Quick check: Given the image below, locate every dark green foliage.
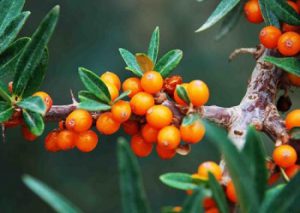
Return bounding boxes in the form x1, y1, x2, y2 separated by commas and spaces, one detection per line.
119, 48, 144, 77
175, 85, 190, 105
22, 110, 44, 136
0, 101, 13, 122
264, 56, 300, 77
182, 114, 200, 127
147, 27, 160, 64
155, 50, 183, 78
159, 173, 202, 191
259, 0, 280, 27
16, 96, 46, 115
78, 101, 111, 111
182, 188, 205, 213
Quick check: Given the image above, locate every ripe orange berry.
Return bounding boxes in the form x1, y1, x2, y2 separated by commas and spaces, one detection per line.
100, 71, 121, 90
285, 109, 300, 129
287, 73, 300, 86
141, 71, 163, 94
58, 120, 65, 130
243, 0, 263, 24
187, 80, 209, 107
273, 145, 297, 168
105, 82, 119, 101
56, 130, 77, 151
277, 32, 300, 56
45, 131, 60, 152
198, 161, 222, 181
8, 81, 13, 94
157, 125, 181, 150
22, 126, 37, 141
259, 26, 282, 48
111, 100, 131, 123
282, 23, 300, 33
180, 120, 205, 144
33, 91, 53, 112
226, 180, 237, 203
96, 112, 120, 135
288, 1, 299, 13
285, 164, 300, 179
205, 207, 219, 213
172, 206, 182, 213
76, 130, 98, 152
66, 109, 93, 133
268, 172, 280, 185
156, 145, 176, 159
122, 120, 139, 135
130, 92, 155, 115
122, 77, 143, 98
174, 83, 189, 106
203, 197, 216, 209
141, 124, 159, 143
146, 105, 173, 129
130, 134, 153, 157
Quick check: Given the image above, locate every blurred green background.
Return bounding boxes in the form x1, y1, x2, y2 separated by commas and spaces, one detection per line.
1, 0, 299, 212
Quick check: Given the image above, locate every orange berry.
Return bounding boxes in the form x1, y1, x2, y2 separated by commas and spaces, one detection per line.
22, 126, 37, 141
111, 100, 131, 123
105, 82, 119, 101
45, 131, 60, 152
66, 109, 93, 133
58, 120, 65, 130
130, 134, 153, 157
100, 71, 121, 90
259, 26, 282, 49
96, 112, 120, 135
205, 207, 219, 213
156, 144, 176, 160
288, 1, 299, 13
180, 120, 205, 144
33, 91, 53, 112
146, 105, 173, 129
285, 109, 300, 129
157, 125, 181, 150
130, 92, 155, 115
198, 161, 222, 181
141, 71, 163, 94
8, 81, 13, 94
277, 32, 300, 56
203, 197, 216, 209
268, 172, 280, 185
273, 145, 297, 168
174, 83, 189, 106
186, 189, 193, 195
122, 77, 143, 98
56, 130, 77, 150
172, 206, 182, 213
76, 130, 98, 152
122, 120, 139, 135
285, 164, 300, 179
282, 23, 300, 33
287, 73, 300, 86
141, 124, 159, 143
187, 80, 209, 107
226, 180, 237, 203
243, 0, 263, 24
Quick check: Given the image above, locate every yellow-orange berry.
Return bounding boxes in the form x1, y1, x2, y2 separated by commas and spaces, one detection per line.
180, 120, 205, 144
287, 73, 300, 86
285, 109, 300, 129
146, 105, 173, 129
111, 100, 131, 123
76, 130, 98, 152
105, 82, 119, 101
131, 134, 153, 157
45, 131, 60, 152
122, 77, 143, 98
226, 180, 237, 203
259, 26, 282, 49
285, 164, 300, 179
122, 120, 139, 135
277, 32, 300, 56
130, 92, 155, 115
187, 80, 209, 107
273, 145, 297, 168
156, 145, 176, 159
198, 161, 222, 181
141, 123, 159, 143
141, 71, 163, 94
157, 125, 181, 150
22, 126, 37, 141
56, 130, 77, 151
33, 91, 53, 112
243, 0, 263, 24
174, 83, 189, 106
66, 109, 93, 133
100, 71, 121, 90
96, 112, 120, 135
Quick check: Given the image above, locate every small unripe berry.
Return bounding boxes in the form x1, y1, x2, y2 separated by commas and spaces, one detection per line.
66, 109, 93, 133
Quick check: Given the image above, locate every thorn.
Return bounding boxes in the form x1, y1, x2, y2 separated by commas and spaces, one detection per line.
70, 90, 78, 105
2, 124, 6, 144
275, 139, 282, 147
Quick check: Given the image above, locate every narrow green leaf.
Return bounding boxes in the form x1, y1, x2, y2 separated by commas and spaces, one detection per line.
78, 90, 100, 102
78, 67, 111, 104
17, 96, 46, 115
113, 91, 130, 103
22, 110, 44, 136
0, 0, 25, 33
78, 100, 111, 111
175, 85, 190, 105
208, 173, 230, 213
264, 56, 300, 77
196, 0, 240, 32
0, 101, 13, 122
268, 0, 300, 25
117, 137, 151, 213
0, 84, 11, 103
159, 173, 200, 191
155, 50, 183, 78
289, 127, 300, 140
22, 174, 83, 213
13, 6, 59, 97
182, 114, 199, 127
259, 0, 280, 27
147, 27, 160, 64
260, 184, 285, 212
119, 48, 143, 77
182, 188, 205, 213
0, 11, 30, 54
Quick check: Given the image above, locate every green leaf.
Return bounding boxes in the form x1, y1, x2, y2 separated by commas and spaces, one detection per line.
159, 173, 200, 191
259, 0, 280, 27
155, 50, 183, 78
204, 121, 260, 212
215, 2, 243, 40
208, 173, 230, 213
0, 37, 30, 79
182, 188, 205, 213
22, 174, 82, 213
113, 91, 130, 103
0, 11, 30, 54
17, 96, 46, 115
182, 114, 199, 127
0, 101, 13, 122
78, 67, 111, 104
0, 84, 11, 103
268, 0, 300, 26
22, 110, 44, 136
13, 6, 59, 97
78, 90, 99, 102
289, 127, 300, 140
78, 100, 111, 111
147, 27, 160, 64
264, 56, 300, 77
175, 85, 190, 105
119, 48, 143, 77
196, 0, 240, 32
260, 184, 285, 212
242, 127, 267, 202
117, 137, 151, 213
